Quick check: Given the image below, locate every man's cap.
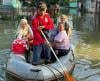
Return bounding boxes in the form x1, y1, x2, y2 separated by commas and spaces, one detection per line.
37, 2, 47, 9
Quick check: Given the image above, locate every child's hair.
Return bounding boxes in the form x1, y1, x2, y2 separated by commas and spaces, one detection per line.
60, 14, 67, 19
58, 22, 69, 34
58, 22, 64, 27
19, 18, 28, 26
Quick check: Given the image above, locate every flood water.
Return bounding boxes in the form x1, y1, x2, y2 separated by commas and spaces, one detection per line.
0, 12, 100, 81
72, 12, 100, 81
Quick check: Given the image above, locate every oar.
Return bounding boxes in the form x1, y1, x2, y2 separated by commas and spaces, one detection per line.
41, 30, 75, 81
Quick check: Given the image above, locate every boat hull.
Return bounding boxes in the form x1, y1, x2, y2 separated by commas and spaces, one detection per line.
6, 49, 75, 81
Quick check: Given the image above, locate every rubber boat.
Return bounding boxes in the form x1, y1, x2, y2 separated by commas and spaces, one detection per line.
6, 48, 75, 81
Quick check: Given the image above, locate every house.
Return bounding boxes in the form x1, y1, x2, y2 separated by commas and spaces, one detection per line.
86, 0, 96, 12
0, 0, 22, 19
82, 0, 100, 13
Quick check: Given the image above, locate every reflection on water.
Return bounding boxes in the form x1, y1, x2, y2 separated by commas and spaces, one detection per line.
72, 13, 100, 81
74, 13, 100, 32
73, 13, 100, 61
75, 32, 100, 61
73, 59, 100, 81
0, 12, 100, 81
0, 20, 18, 50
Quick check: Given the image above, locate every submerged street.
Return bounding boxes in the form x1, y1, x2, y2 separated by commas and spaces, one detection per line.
0, 11, 100, 81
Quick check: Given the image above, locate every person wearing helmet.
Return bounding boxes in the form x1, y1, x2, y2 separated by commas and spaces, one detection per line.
11, 38, 28, 60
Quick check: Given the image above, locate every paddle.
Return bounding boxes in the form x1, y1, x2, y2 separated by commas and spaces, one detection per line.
40, 30, 75, 81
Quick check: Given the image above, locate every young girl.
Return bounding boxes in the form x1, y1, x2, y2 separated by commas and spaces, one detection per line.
16, 18, 33, 40
59, 14, 72, 39
16, 18, 33, 62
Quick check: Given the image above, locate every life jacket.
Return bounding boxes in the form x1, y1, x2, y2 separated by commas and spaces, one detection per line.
11, 39, 27, 55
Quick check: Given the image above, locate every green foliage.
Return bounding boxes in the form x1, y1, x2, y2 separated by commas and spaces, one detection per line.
31, 0, 59, 7
44, 0, 59, 4
22, 0, 79, 7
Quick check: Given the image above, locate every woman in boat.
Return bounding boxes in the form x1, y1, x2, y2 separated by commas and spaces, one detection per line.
50, 14, 72, 42
59, 14, 72, 39
16, 18, 33, 62
51, 22, 70, 61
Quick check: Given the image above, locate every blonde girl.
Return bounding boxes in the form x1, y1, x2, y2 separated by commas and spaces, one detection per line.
59, 14, 72, 39
16, 18, 33, 40
16, 18, 33, 62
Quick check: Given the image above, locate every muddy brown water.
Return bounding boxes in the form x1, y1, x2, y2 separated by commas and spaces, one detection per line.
0, 12, 100, 81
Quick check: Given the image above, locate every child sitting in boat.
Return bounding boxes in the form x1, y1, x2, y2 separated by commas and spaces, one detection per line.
51, 22, 70, 61
16, 18, 33, 41
16, 18, 33, 62
59, 14, 72, 39
11, 38, 28, 60
50, 14, 72, 42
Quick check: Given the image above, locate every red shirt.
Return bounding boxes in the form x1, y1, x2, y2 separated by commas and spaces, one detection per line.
32, 13, 54, 45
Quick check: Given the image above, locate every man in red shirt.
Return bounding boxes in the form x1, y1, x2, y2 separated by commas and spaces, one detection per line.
32, 2, 54, 65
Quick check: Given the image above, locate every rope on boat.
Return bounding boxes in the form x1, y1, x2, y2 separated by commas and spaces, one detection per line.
30, 69, 41, 81
42, 64, 63, 81
34, 71, 40, 81
46, 64, 63, 76
42, 64, 60, 81
71, 49, 75, 61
